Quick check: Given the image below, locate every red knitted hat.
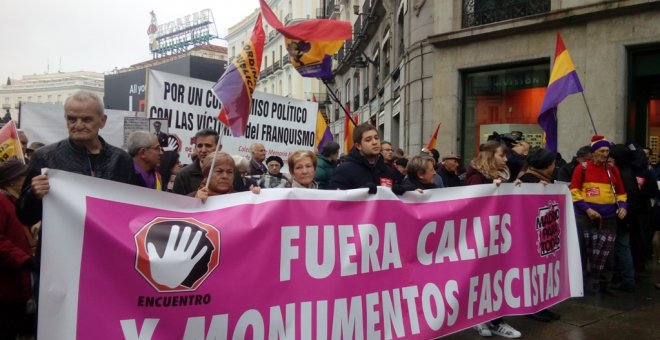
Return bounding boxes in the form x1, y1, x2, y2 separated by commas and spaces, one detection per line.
590, 135, 610, 152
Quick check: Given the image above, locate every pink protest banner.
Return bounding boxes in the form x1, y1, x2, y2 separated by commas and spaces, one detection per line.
40, 170, 582, 340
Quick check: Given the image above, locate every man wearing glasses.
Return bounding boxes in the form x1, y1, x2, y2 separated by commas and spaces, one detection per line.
126, 131, 163, 190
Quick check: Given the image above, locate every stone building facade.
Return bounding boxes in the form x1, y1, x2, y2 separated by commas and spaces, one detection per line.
329, 0, 660, 160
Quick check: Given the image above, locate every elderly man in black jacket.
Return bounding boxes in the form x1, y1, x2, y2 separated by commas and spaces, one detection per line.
17, 91, 133, 226
16, 91, 133, 307
329, 123, 401, 191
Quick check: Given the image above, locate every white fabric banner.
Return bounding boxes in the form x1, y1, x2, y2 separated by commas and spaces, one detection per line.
19, 102, 133, 148
146, 69, 318, 168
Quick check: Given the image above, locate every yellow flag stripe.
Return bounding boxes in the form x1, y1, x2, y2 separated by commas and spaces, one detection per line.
548, 50, 577, 85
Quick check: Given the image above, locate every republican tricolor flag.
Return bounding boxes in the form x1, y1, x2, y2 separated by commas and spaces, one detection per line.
213, 14, 265, 137
259, 0, 351, 80
538, 33, 584, 152
0, 120, 25, 163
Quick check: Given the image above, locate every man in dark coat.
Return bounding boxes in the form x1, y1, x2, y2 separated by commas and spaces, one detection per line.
172, 128, 219, 195
17, 91, 133, 226
329, 123, 401, 190
555, 145, 592, 182
248, 142, 267, 177
438, 154, 462, 187
16, 91, 133, 307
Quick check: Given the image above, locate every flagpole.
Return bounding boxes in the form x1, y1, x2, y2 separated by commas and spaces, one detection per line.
323, 81, 357, 126
580, 92, 598, 135
204, 126, 226, 190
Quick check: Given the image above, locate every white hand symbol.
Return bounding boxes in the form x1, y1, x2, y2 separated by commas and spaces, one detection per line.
147, 225, 208, 288
164, 135, 179, 152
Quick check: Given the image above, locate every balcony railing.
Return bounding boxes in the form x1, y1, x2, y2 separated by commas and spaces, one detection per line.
282, 55, 291, 65
273, 60, 282, 71
262, 65, 273, 77
363, 0, 371, 16
353, 15, 363, 41
462, 0, 550, 28
326, 0, 337, 18
284, 13, 292, 24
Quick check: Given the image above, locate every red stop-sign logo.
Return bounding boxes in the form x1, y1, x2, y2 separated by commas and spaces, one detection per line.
134, 217, 220, 292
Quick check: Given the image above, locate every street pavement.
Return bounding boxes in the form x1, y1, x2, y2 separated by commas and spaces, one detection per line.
442, 262, 660, 339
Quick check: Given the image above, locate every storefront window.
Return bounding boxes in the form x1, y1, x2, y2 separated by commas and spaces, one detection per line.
461, 62, 549, 161
628, 46, 660, 164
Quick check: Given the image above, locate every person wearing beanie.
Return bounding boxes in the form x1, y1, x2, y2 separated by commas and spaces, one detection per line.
518, 147, 562, 322
394, 157, 408, 176
0, 159, 36, 339
570, 135, 627, 296
258, 155, 290, 188
519, 147, 556, 184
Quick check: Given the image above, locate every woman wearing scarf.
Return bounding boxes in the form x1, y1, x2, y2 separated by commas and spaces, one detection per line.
194, 152, 259, 202
518, 147, 562, 322
288, 150, 318, 189
465, 141, 521, 338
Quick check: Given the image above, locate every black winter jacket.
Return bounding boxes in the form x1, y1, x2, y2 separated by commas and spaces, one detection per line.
17, 137, 133, 225
328, 148, 401, 190
173, 161, 203, 196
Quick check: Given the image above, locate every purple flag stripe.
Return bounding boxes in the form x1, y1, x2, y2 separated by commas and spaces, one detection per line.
539, 71, 583, 113
212, 67, 252, 136
318, 127, 333, 151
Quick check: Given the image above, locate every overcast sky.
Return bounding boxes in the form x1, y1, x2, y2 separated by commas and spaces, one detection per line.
0, 0, 260, 81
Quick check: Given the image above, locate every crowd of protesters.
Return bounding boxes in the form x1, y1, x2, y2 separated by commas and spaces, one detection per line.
2, 91, 660, 339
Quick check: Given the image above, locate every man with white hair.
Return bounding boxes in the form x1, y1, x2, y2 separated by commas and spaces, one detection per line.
248, 142, 267, 177
17, 90, 133, 226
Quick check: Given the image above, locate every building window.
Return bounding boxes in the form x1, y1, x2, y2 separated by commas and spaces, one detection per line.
353, 72, 360, 111
462, 0, 550, 28
371, 47, 380, 94
288, 73, 292, 97
383, 38, 391, 77
461, 62, 549, 161
345, 79, 351, 113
